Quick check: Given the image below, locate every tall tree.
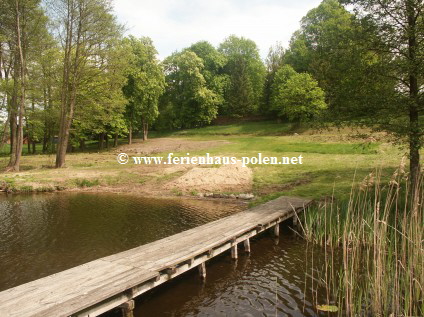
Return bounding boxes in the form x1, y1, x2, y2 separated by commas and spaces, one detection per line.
25, 27, 60, 154
285, 0, 369, 112
0, 0, 46, 171
122, 36, 165, 143
162, 51, 219, 128
219, 35, 266, 116
262, 42, 285, 114
185, 41, 228, 113
340, 0, 424, 185
36, 43, 61, 153
271, 65, 327, 122
50, 0, 123, 167
72, 38, 129, 150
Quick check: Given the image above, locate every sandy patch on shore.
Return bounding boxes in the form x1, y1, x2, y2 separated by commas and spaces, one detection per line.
165, 161, 252, 192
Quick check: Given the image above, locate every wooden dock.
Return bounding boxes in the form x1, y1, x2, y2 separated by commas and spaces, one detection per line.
0, 196, 311, 317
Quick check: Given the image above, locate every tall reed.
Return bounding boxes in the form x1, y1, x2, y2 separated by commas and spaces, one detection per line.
302, 163, 423, 316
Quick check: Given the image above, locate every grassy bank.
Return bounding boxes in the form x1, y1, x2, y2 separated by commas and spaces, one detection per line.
164, 122, 405, 201
0, 121, 409, 200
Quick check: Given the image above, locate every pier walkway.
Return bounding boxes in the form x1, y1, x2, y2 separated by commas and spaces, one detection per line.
0, 196, 311, 317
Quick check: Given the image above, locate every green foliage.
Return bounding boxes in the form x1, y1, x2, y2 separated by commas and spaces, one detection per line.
73, 37, 130, 143
272, 64, 297, 95
219, 35, 266, 116
122, 36, 165, 135
262, 43, 286, 114
26, 41, 61, 152
277, 73, 326, 121
285, 0, 375, 115
285, 0, 424, 181
339, 0, 424, 173
271, 65, 326, 121
185, 41, 228, 110
162, 51, 219, 128
283, 0, 424, 182
284, 31, 310, 73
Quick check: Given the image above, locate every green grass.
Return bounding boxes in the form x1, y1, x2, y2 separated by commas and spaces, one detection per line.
160, 131, 402, 201
272, 142, 378, 154
0, 121, 411, 200
73, 178, 100, 188
154, 121, 296, 137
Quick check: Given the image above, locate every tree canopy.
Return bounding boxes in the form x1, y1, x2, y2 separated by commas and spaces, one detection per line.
162, 51, 219, 128
123, 36, 165, 142
0, 0, 422, 183
219, 35, 266, 116
271, 65, 326, 121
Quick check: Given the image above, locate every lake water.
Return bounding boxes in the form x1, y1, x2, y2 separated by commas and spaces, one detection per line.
0, 193, 331, 316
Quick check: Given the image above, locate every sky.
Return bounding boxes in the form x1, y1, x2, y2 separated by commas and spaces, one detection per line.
112, 0, 322, 60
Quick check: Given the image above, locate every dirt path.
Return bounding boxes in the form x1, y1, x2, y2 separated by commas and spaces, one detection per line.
115, 138, 230, 155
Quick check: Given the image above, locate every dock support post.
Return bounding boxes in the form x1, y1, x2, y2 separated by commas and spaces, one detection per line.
243, 238, 251, 253
198, 262, 206, 279
231, 243, 238, 260
273, 223, 280, 237
119, 300, 135, 317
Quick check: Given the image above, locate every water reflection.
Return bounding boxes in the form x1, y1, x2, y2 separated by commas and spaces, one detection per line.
0, 193, 334, 316
129, 228, 333, 317
0, 193, 243, 291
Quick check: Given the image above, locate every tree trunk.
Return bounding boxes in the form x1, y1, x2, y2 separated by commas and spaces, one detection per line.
406, 0, 421, 189
114, 133, 118, 147
28, 100, 35, 154
99, 133, 104, 150
46, 86, 53, 153
128, 124, 132, 145
55, 110, 73, 168
9, 108, 16, 155
6, 0, 25, 172
408, 95, 420, 187
14, 0, 25, 171
7, 57, 18, 163
55, 1, 80, 168
79, 139, 85, 151
0, 111, 10, 153
105, 134, 109, 149
142, 121, 148, 141
43, 133, 48, 153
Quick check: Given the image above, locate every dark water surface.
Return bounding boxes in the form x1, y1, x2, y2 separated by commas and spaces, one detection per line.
0, 193, 243, 291
130, 229, 330, 317
0, 193, 331, 316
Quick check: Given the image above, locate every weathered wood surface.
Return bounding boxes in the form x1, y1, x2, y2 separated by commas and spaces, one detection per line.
0, 196, 311, 317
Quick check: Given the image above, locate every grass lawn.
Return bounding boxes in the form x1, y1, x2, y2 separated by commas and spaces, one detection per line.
0, 121, 409, 201
165, 135, 402, 203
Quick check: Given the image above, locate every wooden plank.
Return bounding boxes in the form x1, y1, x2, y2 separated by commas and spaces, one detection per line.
0, 196, 311, 317
0, 261, 157, 316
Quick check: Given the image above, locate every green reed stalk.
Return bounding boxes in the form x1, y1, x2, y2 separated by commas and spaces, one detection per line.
302, 165, 423, 316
